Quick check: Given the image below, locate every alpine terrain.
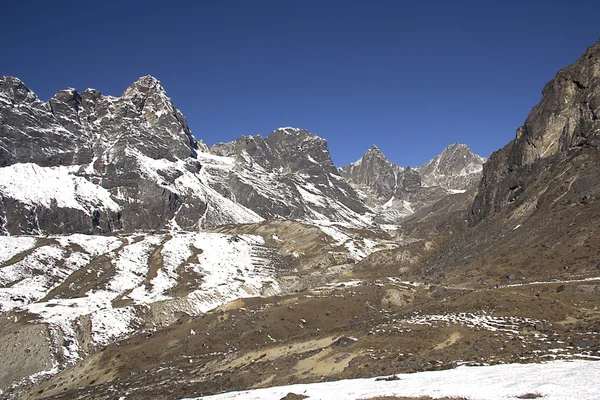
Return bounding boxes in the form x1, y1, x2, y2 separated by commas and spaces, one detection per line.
0, 40, 599, 400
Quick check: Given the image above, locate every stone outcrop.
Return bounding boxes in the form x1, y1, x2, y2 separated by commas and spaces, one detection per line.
470, 40, 600, 224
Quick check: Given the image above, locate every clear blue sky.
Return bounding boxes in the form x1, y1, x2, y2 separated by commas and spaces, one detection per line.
2, 0, 599, 167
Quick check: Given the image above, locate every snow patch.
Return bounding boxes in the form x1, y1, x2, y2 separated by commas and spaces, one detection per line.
0, 163, 120, 214
187, 360, 600, 400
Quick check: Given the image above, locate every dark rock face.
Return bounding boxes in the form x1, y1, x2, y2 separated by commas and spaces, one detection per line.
340, 143, 483, 223
0, 75, 263, 234
0, 75, 202, 169
470, 40, 600, 224
340, 145, 411, 200
211, 127, 369, 223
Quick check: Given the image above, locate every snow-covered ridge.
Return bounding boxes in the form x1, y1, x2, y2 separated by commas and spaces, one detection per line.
129, 148, 263, 227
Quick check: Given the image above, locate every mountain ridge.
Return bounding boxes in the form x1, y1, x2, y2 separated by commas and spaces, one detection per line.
1, 77, 479, 233
340, 141, 485, 222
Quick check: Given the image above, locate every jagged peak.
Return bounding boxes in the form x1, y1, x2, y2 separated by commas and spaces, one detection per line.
345, 144, 402, 171
0, 76, 38, 104
443, 143, 469, 151
50, 87, 80, 101
276, 126, 304, 132
0, 76, 26, 86
362, 144, 390, 162
269, 127, 325, 143
122, 75, 167, 98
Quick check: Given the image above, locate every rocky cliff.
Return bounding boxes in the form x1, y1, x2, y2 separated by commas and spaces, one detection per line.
0, 76, 261, 234
211, 127, 370, 224
470, 40, 600, 224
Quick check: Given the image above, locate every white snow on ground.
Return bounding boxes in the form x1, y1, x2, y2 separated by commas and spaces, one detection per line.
1, 231, 281, 351
22, 234, 163, 347
182, 232, 279, 313
54, 234, 122, 257
0, 245, 66, 311
0, 236, 37, 264
396, 312, 540, 334
317, 224, 397, 260
0, 163, 121, 213
186, 360, 600, 400
109, 235, 164, 294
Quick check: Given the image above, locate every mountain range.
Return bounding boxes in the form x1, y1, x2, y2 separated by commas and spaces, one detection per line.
0, 76, 485, 235
0, 40, 599, 400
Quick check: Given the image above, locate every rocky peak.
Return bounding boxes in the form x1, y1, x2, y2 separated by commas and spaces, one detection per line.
122, 75, 166, 98
265, 127, 337, 175
362, 144, 392, 163
214, 127, 337, 175
210, 127, 368, 224
0, 76, 38, 105
340, 145, 404, 200
417, 143, 485, 190
121, 75, 175, 123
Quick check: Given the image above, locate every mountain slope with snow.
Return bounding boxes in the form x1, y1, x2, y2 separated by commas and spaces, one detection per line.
211, 127, 372, 226
417, 143, 486, 190
341, 143, 484, 223
0, 78, 379, 234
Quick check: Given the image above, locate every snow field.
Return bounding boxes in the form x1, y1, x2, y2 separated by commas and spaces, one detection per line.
186, 359, 600, 400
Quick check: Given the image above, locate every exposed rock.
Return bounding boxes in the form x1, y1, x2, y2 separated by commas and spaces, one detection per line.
340, 145, 407, 200
470, 40, 600, 224
417, 143, 486, 190
331, 336, 357, 347
341, 143, 484, 223
0, 75, 258, 234
210, 127, 370, 225
279, 393, 309, 400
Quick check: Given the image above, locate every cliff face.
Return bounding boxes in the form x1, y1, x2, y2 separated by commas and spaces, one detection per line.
0, 76, 262, 234
470, 40, 600, 224
211, 127, 370, 223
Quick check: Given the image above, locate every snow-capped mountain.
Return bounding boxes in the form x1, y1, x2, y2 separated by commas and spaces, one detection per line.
211, 127, 370, 225
340, 143, 484, 223
0, 78, 376, 235
0, 75, 267, 234
0, 74, 490, 233
417, 143, 486, 190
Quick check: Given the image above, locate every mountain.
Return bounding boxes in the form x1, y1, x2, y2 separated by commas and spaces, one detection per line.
210, 127, 371, 225
470, 40, 600, 224
412, 39, 600, 286
339, 145, 411, 201
0, 74, 488, 233
4, 40, 600, 400
340, 142, 484, 223
417, 143, 486, 190
0, 75, 267, 234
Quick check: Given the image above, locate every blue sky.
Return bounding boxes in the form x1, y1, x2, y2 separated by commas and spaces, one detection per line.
2, 1, 599, 167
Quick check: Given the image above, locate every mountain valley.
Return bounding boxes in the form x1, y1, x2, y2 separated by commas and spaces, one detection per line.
0, 40, 599, 400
